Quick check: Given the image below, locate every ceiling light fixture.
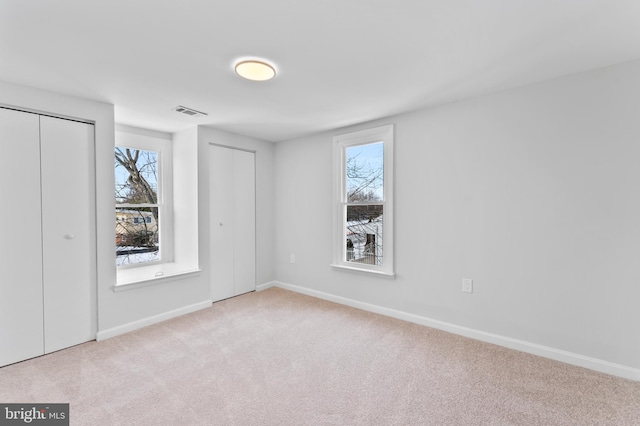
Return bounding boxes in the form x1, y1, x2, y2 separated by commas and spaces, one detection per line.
234, 60, 276, 81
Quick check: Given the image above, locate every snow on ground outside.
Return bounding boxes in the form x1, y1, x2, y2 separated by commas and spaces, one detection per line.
116, 250, 159, 266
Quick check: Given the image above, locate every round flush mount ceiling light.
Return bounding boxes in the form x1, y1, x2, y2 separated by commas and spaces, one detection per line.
234, 59, 276, 81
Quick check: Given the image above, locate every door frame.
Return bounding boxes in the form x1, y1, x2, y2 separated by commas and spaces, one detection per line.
208, 143, 257, 301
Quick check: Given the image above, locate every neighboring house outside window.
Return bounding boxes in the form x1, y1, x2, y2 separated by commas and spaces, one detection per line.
332, 124, 394, 276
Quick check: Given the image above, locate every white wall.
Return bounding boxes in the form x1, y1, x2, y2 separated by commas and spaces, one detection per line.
173, 126, 199, 269
98, 125, 209, 336
100, 124, 277, 335
0, 80, 121, 336
5, 57, 638, 377
274, 59, 640, 372
0, 80, 277, 341
198, 126, 276, 288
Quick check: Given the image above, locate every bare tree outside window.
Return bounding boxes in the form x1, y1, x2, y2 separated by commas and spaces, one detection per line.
115, 148, 160, 266
345, 142, 384, 265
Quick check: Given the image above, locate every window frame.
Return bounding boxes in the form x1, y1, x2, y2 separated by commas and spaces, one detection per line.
115, 135, 174, 269
332, 124, 395, 277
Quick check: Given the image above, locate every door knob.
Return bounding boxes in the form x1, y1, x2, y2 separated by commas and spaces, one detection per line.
219, 222, 224, 226
64, 233, 75, 240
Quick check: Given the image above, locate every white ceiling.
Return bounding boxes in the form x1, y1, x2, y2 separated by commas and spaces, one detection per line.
1, 0, 640, 142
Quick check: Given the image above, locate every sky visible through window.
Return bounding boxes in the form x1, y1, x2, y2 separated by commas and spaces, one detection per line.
114, 149, 158, 203
346, 141, 383, 201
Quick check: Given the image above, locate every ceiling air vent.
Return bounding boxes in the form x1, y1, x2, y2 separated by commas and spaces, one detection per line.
172, 105, 208, 117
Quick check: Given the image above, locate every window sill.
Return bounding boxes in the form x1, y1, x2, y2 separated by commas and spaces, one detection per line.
330, 263, 396, 278
114, 263, 201, 292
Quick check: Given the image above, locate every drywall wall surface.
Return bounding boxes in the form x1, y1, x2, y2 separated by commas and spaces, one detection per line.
274, 59, 640, 369
0, 80, 121, 333
101, 124, 275, 333
173, 126, 200, 268
99, 125, 209, 332
198, 126, 276, 287
0, 82, 275, 338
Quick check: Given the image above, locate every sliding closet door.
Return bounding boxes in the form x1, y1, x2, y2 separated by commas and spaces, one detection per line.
0, 108, 45, 366
210, 145, 235, 301
209, 145, 256, 302
40, 116, 97, 353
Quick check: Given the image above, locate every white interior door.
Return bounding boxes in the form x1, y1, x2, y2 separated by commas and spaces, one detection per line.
40, 116, 97, 353
0, 108, 45, 366
209, 145, 256, 302
210, 145, 235, 301
232, 149, 256, 295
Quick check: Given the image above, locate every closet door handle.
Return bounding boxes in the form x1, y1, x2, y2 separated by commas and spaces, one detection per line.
64, 233, 75, 240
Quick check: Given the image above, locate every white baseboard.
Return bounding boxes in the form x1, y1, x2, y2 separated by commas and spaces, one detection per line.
271, 281, 640, 382
256, 281, 277, 292
96, 300, 212, 341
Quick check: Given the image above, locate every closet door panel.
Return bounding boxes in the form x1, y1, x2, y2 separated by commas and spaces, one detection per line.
210, 145, 235, 302
40, 116, 96, 353
0, 108, 44, 366
232, 150, 256, 295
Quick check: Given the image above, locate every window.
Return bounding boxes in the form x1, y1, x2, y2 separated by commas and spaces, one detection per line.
115, 136, 173, 268
332, 124, 394, 276
132, 216, 152, 224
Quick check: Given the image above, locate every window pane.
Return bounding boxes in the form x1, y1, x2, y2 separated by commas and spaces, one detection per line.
345, 205, 383, 266
116, 207, 159, 266
346, 142, 383, 203
115, 148, 158, 204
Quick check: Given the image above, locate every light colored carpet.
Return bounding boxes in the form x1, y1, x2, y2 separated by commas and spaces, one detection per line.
1, 287, 639, 425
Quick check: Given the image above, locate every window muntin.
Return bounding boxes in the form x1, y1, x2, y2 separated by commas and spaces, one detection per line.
115, 148, 161, 267
333, 124, 394, 276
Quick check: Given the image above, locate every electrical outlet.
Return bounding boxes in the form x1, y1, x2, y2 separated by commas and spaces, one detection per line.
290, 254, 295, 264
462, 278, 473, 293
